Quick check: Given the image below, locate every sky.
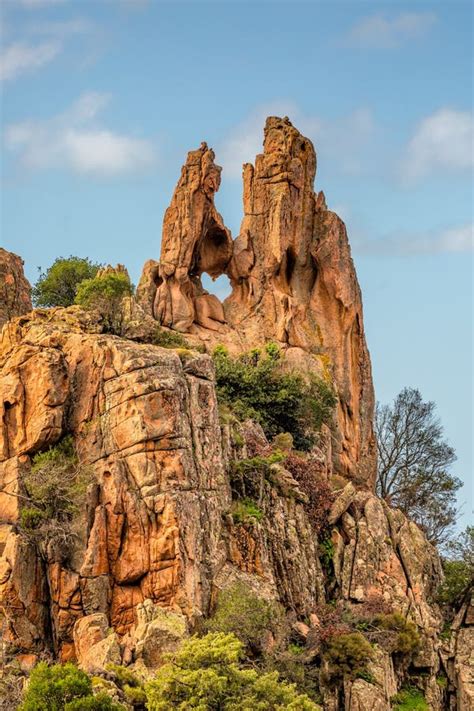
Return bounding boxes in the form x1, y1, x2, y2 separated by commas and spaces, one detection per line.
1, 0, 472, 527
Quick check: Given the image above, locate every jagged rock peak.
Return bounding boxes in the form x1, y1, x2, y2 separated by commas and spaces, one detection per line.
137, 116, 376, 486
0, 248, 32, 329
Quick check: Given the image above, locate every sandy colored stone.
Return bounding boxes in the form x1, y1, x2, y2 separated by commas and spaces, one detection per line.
0, 249, 32, 330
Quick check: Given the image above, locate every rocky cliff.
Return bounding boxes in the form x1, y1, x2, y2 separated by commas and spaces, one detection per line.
0, 249, 32, 330
0, 118, 469, 710
138, 118, 375, 487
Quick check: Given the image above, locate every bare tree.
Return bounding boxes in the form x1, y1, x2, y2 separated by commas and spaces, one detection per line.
375, 387, 461, 545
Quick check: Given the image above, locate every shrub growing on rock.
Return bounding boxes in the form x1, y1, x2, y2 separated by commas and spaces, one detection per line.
32, 256, 102, 308
20, 436, 91, 560
75, 272, 133, 335
145, 632, 320, 710
18, 662, 125, 710
391, 686, 429, 710
323, 631, 374, 682
206, 582, 286, 652
213, 343, 336, 451
372, 613, 421, 655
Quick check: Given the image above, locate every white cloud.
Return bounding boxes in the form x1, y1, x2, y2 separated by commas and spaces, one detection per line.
218, 104, 377, 179
4, 92, 156, 177
400, 108, 473, 183
0, 40, 61, 80
355, 223, 473, 256
345, 12, 437, 49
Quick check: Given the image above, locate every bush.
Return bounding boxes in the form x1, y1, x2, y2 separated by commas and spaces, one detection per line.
20, 436, 91, 559
283, 452, 334, 535
213, 343, 337, 451
391, 686, 429, 710
18, 662, 126, 711
145, 632, 320, 710
323, 632, 374, 681
206, 583, 285, 652
231, 498, 264, 525
438, 526, 474, 618
32, 256, 101, 308
105, 664, 146, 708
75, 272, 133, 335
149, 327, 190, 349
373, 613, 421, 655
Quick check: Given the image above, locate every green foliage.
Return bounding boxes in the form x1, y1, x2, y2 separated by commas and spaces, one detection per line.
75, 272, 133, 335
145, 632, 320, 710
18, 661, 125, 711
319, 537, 335, 574
373, 613, 420, 654
324, 632, 374, 681
206, 583, 285, 652
231, 498, 264, 525
19, 436, 91, 558
391, 687, 429, 711
438, 526, 474, 618
150, 327, 190, 349
272, 432, 294, 452
66, 693, 125, 710
105, 664, 146, 708
213, 343, 336, 451
32, 256, 101, 308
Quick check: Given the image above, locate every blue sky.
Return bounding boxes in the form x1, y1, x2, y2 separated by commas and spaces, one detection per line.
1, 0, 472, 527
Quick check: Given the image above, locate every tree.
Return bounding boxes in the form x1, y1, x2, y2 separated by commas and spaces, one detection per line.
145, 632, 320, 710
19, 436, 91, 562
375, 387, 461, 545
75, 272, 133, 335
213, 343, 337, 451
438, 526, 474, 617
18, 662, 125, 710
32, 256, 101, 307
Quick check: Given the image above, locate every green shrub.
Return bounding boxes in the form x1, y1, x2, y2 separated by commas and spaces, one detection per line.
323, 632, 374, 681
319, 537, 335, 575
150, 327, 190, 349
231, 498, 264, 525
373, 613, 420, 654
105, 664, 145, 708
20, 436, 91, 559
145, 632, 320, 710
437, 557, 473, 617
213, 343, 336, 451
18, 662, 125, 711
75, 272, 133, 335
206, 583, 285, 651
391, 686, 429, 710
32, 256, 101, 308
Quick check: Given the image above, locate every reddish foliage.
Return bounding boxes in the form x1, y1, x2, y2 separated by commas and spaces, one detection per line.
284, 452, 335, 536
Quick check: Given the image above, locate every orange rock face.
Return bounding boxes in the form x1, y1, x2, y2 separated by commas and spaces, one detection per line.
0, 249, 32, 330
138, 117, 375, 486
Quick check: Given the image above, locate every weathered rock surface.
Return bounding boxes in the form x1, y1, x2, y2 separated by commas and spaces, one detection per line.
138, 117, 375, 486
137, 143, 233, 333
0, 120, 456, 710
0, 249, 32, 329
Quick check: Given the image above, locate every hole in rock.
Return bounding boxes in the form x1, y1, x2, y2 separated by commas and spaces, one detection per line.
201, 273, 232, 302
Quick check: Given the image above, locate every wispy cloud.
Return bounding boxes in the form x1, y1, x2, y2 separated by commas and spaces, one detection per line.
218, 103, 377, 179
0, 40, 61, 81
400, 108, 473, 183
4, 92, 156, 178
355, 223, 473, 256
344, 12, 437, 49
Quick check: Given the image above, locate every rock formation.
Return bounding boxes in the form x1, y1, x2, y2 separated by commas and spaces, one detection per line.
137, 118, 375, 486
0, 249, 32, 329
140, 142, 233, 333
0, 121, 468, 710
